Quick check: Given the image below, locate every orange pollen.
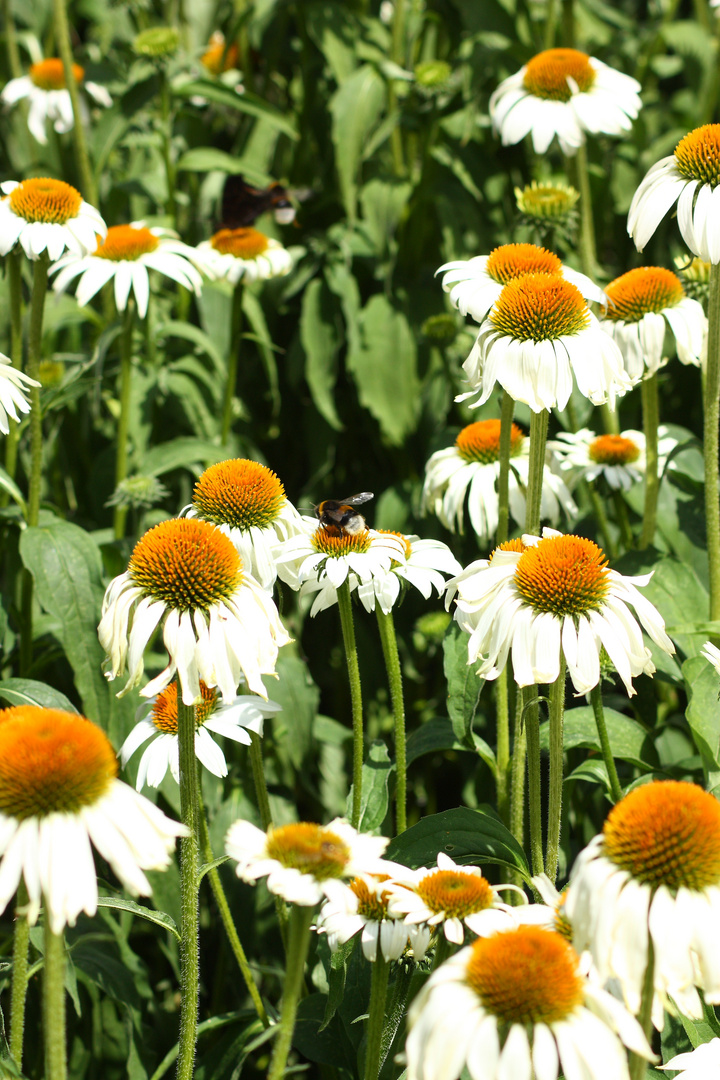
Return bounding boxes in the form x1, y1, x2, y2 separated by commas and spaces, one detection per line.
675, 125, 720, 188
266, 822, 350, 880
192, 459, 286, 531
311, 525, 371, 556
485, 243, 563, 284
604, 267, 684, 322
377, 530, 412, 559
151, 680, 218, 734
456, 419, 525, 465
490, 273, 590, 343
211, 227, 270, 259
128, 518, 242, 612
30, 58, 84, 90
417, 869, 494, 919
201, 36, 239, 74
522, 48, 596, 102
7, 177, 82, 225
350, 877, 391, 919
0, 706, 117, 819
94, 224, 160, 261
603, 780, 720, 890
514, 534, 610, 617
466, 926, 584, 1023
589, 434, 641, 466
490, 538, 527, 561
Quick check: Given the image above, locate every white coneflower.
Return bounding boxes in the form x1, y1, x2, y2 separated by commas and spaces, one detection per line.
1, 58, 111, 146
196, 226, 292, 284
551, 427, 679, 492
0, 177, 106, 261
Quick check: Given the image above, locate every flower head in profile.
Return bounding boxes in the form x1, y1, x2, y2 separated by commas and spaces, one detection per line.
551, 427, 679, 492
51, 223, 206, 318
185, 458, 306, 590
225, 818, 391, 906
0, 354, 40, 434
0, 178, 106, 261
98, 517, 291, 705
317, 871, 431, 962
702, 641, 720, 676
447, 528, 675, 696
0, 706, 187, 933
600, 266, 706, 379
120, 680, 281, 790
196, 227, 292, 284
659, 1039, 720, 1080
629, 125, 720, 263
514, 181, 580, 242
490, 47, 641, 155
422, 419, 576, 543
459, 273, 632, 413
404, 924, 653, 1080
1, 58, 111, 146
565, 781, 720, 1023
355, 532, 462, 615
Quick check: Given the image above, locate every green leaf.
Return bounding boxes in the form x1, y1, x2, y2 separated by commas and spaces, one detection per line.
0, 678, 78, 712
355, 739, 393, 833
175, 148, 271, 187
242, 288, 280, 416
319, 936, 355, 1031
0, 465, 26, 513
305, 2, 360, 84
300, 277, 343, 430
684, 656, 720, 772
329, 64, 385, 222
359, 179, 412, 256
294, 994, 356, 1071
386, 806, 529, 876
156, 320, 226, 377
538, 706, 658, 769
443, 622, 485, 749
172, 81, 298, 139
269, 653, 319, 770
406, 717, 496, 772
613, 551, 704, 668
95, 897, 180, 941
141, 438, 229, 478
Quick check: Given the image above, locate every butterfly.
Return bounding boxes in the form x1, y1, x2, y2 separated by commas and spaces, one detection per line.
220, 174, 298, 228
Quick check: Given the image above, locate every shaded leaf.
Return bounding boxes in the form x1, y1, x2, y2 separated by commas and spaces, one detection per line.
172, 81, 298, 138
96, 897, 180, 941
300, 277, 343, 429
538, 706, 658, 769
443, 622, 485, 750
684, 656, 720, 772
329, 64, 385, 222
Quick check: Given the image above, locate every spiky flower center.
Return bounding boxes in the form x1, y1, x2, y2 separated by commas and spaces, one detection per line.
128, 518, 242, 612
490, 274, 589, 343
151, 681, 218, 734
485, 243, 562, 285
0, 707, 117, 819
30, 58, 84, 90
490, 539, 527, 561
675, 125, 720, 188
515, 181, 580, 220
7, 177, 82, 224
604, 267, 684, 323
350, 876, 391, 920
589, 434, 641, 466
201, 33, 239, 74
417, 869, 494, 919
266, 823, 350, 880
211, 227, 270, 259
456, 420, 525, 465
523, 48, 596, 102
514, 535, 610, 617
466, 927, 584, 1023
603, 780, 720, 890
192, 459, 285, 531
312, 526, 371, 556
95, 225, 160, 261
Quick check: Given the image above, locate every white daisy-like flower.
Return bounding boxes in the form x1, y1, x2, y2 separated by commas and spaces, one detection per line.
551, 427, 679, 492
701, 641, 720, 675
659, 1039, 720, 1079
404, 924, 654, 1080
317, 871, 431, 962
1, 58, 111, 146
629, 125, 720, 264
196, 226, 292, 284
0, 177, 106, 261
50, 222, 206, 318
565, 780, 720, 1023
183, 458, 307, 591
490, 47, 641, 156
0, 706, 187, 934
120, 679, 281, 790
385, 852, 525, 945
447, 527, 675, 696
0, 354, 40, 434
459, 273, 633, 414
225, 818, 391, 906
422, 418, 577, 543
599, 266, 706, 379
355, 532, 462, 614
98, 517, 292, 706
438, 242, 606, 325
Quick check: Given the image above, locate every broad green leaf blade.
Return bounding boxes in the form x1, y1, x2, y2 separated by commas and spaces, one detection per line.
443, 622, 485, 750
300, 277, 343, 430
0, 678, 78, 712
96, 897, 180, 941
242, 288, 280, 416
538, 706, 658, 769
355, 739, 393, 833
684, 656, 720, 772
141, 438, 229, 478
172, 81, 298, 138
329, 64, 385, 222
175, 147, 271, 187
386, 806, 529, 876
268, 653, 319, 770
406, 718, 496, 772
0, 465, 26, 512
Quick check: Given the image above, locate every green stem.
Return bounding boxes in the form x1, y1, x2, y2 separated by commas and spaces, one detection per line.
221, 284, 243, 445
266, 905, 315, 1080
25, 254, 49, 528
496, 390, 515, 546
525, 409, 549, 536
363, 953, 390, 1080
590, 684, 623, 802
43, 922, 67, 1080
388, 0, 406, 177
523, 686, 544, 878
4, 251, 23, 492
629, 934, 655, 1080
640, 373, 660, 550
2, 0, 22, 79
176, 691, 200, 1080
375, 607, 406, 834
705, 264, 720, 621
599, 401, 621, 436
586, 480, 617, 559
337, 580, 364, 828
495, 666, 510, 825
378, 962, 414, 1071
543, 0, 559, 48
509, 683, 526, 854
112, 305, 135, 541
249, 732, 289, 948
159, 67, 177, 222
572, 143, 599, 280
9, 882, 30, 1066
52, 0, 98, 206
545, 661, 566, 884
431, 933, 451, 971
612, 490, 634, 552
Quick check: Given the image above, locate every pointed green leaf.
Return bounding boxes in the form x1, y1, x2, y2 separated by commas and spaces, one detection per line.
300, 277, 343, 429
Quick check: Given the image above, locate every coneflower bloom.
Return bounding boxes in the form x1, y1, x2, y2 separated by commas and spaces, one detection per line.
0, 354, 40, 433
1, 58, 111, 146
551, 427, 679, 492
317, 871, 431, 962
196, 226, 292, 284
98, 517, 291, 705
0, 177, 106, 261
355, 532, 462, 614
0, 707, 187, 933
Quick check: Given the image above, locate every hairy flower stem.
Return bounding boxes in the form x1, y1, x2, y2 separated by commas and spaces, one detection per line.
496, 390, 515, 546
337, 580, 364, 828
221, 284, 243, 445
53, 0, 98, 206
112, 304, 135, 540
176, 693, 200, 1080
43, 922, 67, 1080
509, 683, 526, 859
267, 904, 315, 1080
4, 251, 23, 492
376, 607, 407, 833
159, 68, 176, 222
545, 661, 566, 884
705, 264, 720, 620
640, 373, 660, 550
629, 937, 655, 1080
572, 143, 599, 281
495, 666, 510, 825
590, 684, 623, 802
525, 409, 549, 536
9, 882, 30, 1066
523, 686, 544, 878
378, 962, 415, 1070
363, 954, 390, 1080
